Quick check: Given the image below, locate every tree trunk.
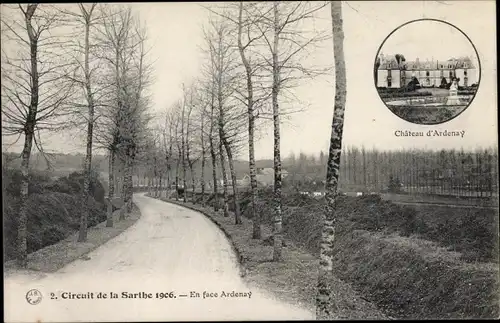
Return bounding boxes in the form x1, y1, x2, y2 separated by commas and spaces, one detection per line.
238, 2, 259, 238
182, 161, 187, 203
166, 165, 171, 195
17, 5, 39, 268
78, 20, 94, 242
353, 149, 358, 186
316, 1, 347, 319
219, 136, 230, 217
119, 164, 126, 220
210, 138, 218, 210
158, 176, 162, 198
200, 119, 206, 206
17, 127, 34, 268
155, 176, 159, 197
181, 103, 187, 203
153, 158, 159, 198
176, 154, 181, 201
124, 151, 133, 213
224, 139, 242, 224
272, 1, 283, 262
373, 149, 379, 191
362, 146, 367, 189
106, 150, 115, 227
189, 163, 196, 202
209, 100, 219, 211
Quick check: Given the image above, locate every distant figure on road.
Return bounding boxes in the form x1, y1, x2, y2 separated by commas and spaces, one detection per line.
177, 186, 185, 199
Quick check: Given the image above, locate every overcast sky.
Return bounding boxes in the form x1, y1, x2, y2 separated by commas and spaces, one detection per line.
379, 19, 478, 63
1, 1, 497, 160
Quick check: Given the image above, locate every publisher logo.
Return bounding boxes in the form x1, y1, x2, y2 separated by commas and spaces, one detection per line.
26, 289, 42, 305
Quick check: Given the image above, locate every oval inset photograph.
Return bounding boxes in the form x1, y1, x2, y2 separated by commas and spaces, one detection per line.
374, 19, 481, 125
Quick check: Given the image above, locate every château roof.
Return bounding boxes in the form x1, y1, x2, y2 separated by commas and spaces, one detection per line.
378, 54, 475, 70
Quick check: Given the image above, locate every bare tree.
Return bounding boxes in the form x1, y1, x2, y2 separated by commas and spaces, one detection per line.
205, 2, 273, 236
184, 82, 211, 205
197, 89, 209, 205
91, 4, 152, 224
180, 91, 188, 203
170, 102, 184, 201
207, 84, 219, 211
161, 109, 175, 195
204, 15, 248, 223
1, 4, 76, 267
316, 1, 347, 319
98, 5, 152, 215
78, 3, 99, 239
61, 3, 103, 241
250, 1, 330, 261
183, 85, 199, 199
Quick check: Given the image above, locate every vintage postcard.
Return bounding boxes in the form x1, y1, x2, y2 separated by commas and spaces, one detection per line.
2, 1, 498, 321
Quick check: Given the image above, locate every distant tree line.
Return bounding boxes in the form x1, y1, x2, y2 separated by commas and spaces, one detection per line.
282, 146, 498, 197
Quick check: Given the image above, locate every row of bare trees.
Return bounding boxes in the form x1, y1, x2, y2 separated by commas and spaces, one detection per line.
1, 1, 347, 318
284, 146, 499, 197
138, 0, 330, 260
1, 3, 152, 267
136, 1, 343, 318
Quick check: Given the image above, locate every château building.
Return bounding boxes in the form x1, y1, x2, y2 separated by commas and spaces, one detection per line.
376, 53, 477, 88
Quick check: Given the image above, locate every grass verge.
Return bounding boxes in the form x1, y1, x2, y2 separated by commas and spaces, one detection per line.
387, 105, 465, 124
236, 191, 499, 319
4, 204, 141, 274
150, 194, 387, 320
332, 228, 499, 319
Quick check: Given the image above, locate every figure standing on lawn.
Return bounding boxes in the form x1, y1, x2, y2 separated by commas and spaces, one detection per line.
446, 78, 461, 105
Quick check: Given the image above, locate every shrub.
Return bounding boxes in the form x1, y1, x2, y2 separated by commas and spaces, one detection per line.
44, 178, 79, 194
457, 90, 476, 96
388, 176, 403, 193
379, 91, 432, 99
41, 226, 68, 247
3, 167, 107, 262
66, 171, 106, 205
3, 196, 20, 260
2, 168, 52, 197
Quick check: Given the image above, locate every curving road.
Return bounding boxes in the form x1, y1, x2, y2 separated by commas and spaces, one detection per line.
4, 193, 314, 322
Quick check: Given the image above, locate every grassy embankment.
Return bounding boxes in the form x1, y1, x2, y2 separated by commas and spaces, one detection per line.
151, 188, 499, 319
3, 168, 141, 273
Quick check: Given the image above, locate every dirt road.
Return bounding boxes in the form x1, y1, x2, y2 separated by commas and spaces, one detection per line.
4, 193, 314, 322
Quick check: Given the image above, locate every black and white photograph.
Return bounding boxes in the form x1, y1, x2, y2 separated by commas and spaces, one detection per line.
2, 1, 498, 322
374, 19, 481, 125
